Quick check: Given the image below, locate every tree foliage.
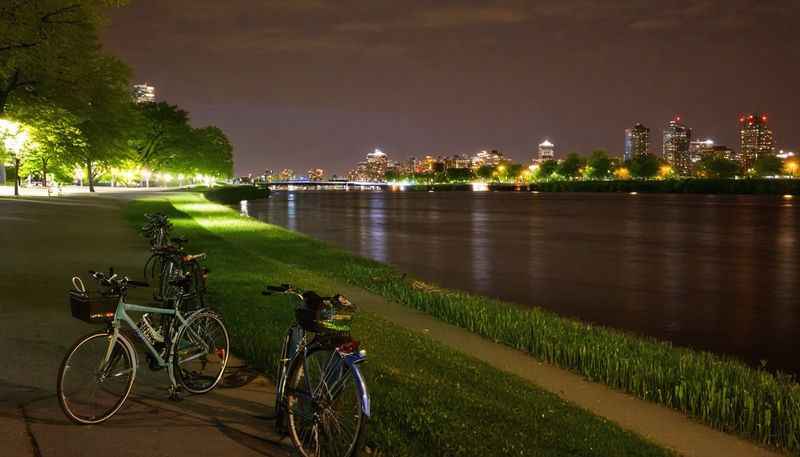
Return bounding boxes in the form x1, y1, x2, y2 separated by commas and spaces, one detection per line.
628, 153, 661, 179
558, 153, 585, 178
698, 156, 741, 179
586, 149, 613, 179
753, 155, 783, 177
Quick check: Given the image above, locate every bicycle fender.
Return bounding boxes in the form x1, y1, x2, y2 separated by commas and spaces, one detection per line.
342, 353, 370, 417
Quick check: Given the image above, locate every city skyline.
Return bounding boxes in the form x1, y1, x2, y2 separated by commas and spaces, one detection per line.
104, 1, 800, 175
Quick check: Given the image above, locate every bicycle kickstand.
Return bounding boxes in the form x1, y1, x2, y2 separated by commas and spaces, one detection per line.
168, 384, 184, 401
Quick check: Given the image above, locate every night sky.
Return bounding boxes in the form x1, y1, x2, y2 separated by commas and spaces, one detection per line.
102, 1, 800, 176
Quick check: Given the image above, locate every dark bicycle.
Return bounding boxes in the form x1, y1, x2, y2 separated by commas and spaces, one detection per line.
264, 284, 370, 457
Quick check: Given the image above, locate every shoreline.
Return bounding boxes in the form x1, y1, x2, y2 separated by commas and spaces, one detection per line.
128, 188, 799, 455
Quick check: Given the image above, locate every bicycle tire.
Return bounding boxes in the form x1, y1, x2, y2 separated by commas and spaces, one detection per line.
173, 311, 230, 394
57, 331, 136, 425
285, 347, 368, 457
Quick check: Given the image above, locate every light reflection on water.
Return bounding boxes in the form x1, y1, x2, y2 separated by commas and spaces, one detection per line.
252, 191, 800, 374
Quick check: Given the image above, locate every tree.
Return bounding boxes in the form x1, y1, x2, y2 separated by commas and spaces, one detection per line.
628, 154, 661, 179
586, 149, 613, 179
753, 155, 783, 177
697, 156, 740, 179
445, 168, 473, 183
190, 126, 233, 178
63, 55, 137, 191
131, 102, 194, 171
535, 160, 559, 180
13, 101, 85, 187
0, 1, 127, 115
558, 153, 585, 179
476, 165, 495, 181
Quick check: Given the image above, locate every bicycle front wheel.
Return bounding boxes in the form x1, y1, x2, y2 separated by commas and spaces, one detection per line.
57, 332, 136, 425
173, 311, 230, 394
286, 348, 367, 457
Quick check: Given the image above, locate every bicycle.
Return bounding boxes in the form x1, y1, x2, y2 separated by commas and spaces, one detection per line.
57, 268, 230, 424
141, 214, 208, 311
264, 284, 370, 457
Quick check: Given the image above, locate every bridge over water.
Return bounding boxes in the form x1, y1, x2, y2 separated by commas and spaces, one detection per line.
267, 180, 390, 190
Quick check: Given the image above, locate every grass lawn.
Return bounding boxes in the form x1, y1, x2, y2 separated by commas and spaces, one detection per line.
126, 192, 673, 457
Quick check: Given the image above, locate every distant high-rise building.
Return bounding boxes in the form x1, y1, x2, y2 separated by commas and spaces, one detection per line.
689, 139, 716, 164
662, 116, 692, 175
348, 148, 390, 182
534, 140, 555, 164
739, 113, 774, 170
624, 123, 650, 161
471, 149, 506, 169
133, 83, 155, 103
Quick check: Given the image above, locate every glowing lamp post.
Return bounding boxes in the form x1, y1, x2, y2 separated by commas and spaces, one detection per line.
0, 119, 31, 197
142, 169, 152, 188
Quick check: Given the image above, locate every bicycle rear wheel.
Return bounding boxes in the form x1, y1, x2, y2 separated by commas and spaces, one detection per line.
286, 348, 367, 457
57, 332, 136, 425
173, 311, 230, 394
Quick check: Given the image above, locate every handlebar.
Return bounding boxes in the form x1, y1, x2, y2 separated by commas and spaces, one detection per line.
88, 269, 148, 289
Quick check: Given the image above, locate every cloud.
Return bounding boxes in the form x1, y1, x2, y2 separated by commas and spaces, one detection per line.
415, 6, 528, 28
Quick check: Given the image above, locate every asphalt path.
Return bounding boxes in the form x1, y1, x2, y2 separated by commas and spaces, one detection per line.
0, 194, 293, 457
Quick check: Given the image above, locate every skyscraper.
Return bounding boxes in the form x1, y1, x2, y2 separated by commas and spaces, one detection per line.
662, 116, 692, 175
739, 114, 774, 170
624, 123, 650, 161
133, 83, 156, 103
534, 140, 555, 164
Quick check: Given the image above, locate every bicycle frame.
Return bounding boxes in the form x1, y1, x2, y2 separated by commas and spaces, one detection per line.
101, 295, 200, 389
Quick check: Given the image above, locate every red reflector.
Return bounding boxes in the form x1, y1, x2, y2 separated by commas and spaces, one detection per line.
339, 340, 360, 354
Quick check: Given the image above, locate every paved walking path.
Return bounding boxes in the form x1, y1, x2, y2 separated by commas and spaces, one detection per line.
0, 194, 293, 457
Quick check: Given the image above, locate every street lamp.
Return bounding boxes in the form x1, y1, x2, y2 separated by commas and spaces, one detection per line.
0, 119, 31, 197
142, 168, 152, 188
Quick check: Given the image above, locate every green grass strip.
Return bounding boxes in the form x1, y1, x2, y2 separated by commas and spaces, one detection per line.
126, 193, 672, 457
148, 188, 800, 454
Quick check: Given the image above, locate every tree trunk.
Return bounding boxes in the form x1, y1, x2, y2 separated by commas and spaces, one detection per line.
42, 158, 48, 188
14, 157, 20, 196
87, 160, 95, 193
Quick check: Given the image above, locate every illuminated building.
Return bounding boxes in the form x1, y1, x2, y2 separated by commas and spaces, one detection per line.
133, 83, 156, 103
624, 123, 650, 161
307, 168, 325, 181
739, 113, 774, 170
444, 154, 472, 169
533, 140, 555, 164
662, 117, 692, 175
689, 139, 715, 163
347, 148, 390, 181
471, 149, 506, 168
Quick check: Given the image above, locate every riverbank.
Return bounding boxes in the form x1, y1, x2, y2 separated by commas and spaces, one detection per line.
390, 178, 799, 194
127, 193, 676, 457
128, 190, 798, 456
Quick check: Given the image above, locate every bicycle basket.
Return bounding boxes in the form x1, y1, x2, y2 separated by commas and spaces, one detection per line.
69, 290, 119, 323
295, 294, 356, 335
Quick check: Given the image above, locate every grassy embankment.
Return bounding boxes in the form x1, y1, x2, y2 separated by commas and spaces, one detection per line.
127, 192, 673, 457
139, 187, 799, 454
402, 179, 800, 194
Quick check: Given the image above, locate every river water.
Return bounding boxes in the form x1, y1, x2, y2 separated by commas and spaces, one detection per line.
247, 191, 799, 374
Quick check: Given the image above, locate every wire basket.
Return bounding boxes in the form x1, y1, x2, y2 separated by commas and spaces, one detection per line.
295, 295, 356, 337
69, 290, 119, 323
